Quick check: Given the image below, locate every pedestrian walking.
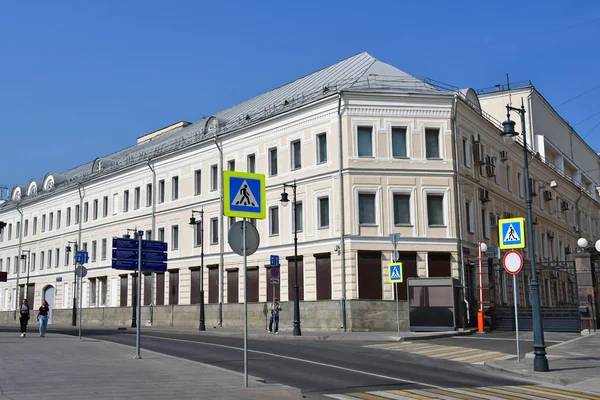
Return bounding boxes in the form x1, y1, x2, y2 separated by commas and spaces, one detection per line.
37, 300, 50, 337
18, 299, 30, 337
268, 297, 282, 334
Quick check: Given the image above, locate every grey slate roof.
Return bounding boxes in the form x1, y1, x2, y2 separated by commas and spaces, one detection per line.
2, 52, 446, 209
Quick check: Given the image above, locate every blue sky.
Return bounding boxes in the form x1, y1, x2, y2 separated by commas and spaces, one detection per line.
1, 0, 599, 195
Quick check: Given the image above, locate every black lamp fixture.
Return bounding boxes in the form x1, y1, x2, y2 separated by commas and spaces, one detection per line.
501, 99, 549, 373
189, 209, 205, 331
280, 180, 301, 336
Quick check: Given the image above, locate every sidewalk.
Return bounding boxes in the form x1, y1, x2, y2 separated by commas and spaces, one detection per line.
0, 331, 303, 400
484, 331, 600, 394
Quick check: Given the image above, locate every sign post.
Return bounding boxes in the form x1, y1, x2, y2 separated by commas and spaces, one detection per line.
387, 262, 403, 338
224, 170, 266, 387
75, 251, 89, 340
503, 249, 523, 362
389, 234, 401, 338
269, 256, 280, 319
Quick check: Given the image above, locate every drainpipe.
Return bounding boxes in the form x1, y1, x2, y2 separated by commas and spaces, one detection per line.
214, 135, 224, 326
337, 93, 347, 331
452, 94, 469, 326
14, 203, 23, 319
147, 159, 156, 307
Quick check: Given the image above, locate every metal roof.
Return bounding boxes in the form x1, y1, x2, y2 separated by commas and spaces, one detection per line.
1, 52, 444, 209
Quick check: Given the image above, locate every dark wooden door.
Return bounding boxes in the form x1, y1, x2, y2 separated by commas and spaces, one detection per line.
168, 270, 179, 305
358, 251, 382, 299
315, 254, 331, 300
155, 272, 165, 306
287, 257, 304, 301
428, 253, 451, 277
208, 266, 219, 304
266, 266, 280, 301
247, 267, 259, 302
227, 269, 239, 303
394, 252, 418, 301
143, 273, 152, 306
190, 268, 200, 304
120, 275, 128, 306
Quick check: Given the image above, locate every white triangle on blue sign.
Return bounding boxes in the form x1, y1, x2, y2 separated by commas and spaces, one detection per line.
232, 180, 259, 208
391, 266, 401, 280
504, 223, 521, 242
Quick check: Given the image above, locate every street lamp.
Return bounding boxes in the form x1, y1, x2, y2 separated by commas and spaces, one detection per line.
477, 242, 487, 333
577, 238, 600, 253
124, 229, 139, 328
280, 179, 301, 336
20, 250, 31, 302
502, 99, 549, 372
65, 241, 78, 326
189, 209, 206, 331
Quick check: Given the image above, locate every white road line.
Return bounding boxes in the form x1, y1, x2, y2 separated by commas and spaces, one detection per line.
367, 391, 415, 399
324, 395, 358, 400
451, 336, 562, 343
139, 334, 443, 389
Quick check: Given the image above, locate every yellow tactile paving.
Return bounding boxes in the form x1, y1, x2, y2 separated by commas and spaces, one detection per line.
387, 390, 438, 399
346, 393, 389, 400
423, 388, 486, 399
456, 352, 506, 363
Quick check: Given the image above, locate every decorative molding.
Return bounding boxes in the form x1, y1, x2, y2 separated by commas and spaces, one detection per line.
347, 107, 451, 119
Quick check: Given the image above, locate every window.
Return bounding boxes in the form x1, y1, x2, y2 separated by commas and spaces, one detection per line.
8, 224, 12, 240
194, 223, 202, 247
506, 165, 512, 192
393, 194, 410, 225
146, 184, 152, 207
134, 187, 140, 209
317, 133, 327, 163
493, 157, 499, 185
40, 252, 44, 270
227, 160, 235, 171
7, 257, 10, 274
102, 238, 108, 260
481, 208, 489, 238
211, 165, 218, 191
427, 194, 444, 226
122, 190, 129, 212
55, 248, 60, 268
228, 216, 236, 229
102, 196, 108, 217
462, 137, 471, 167
33, 217, 38, 235
90, 279, 96, 306
247, 154, 256, 173
291, 140, 302, 169
269, 206, 279, 236
48, 250, 52, 269
16, 221, 20, 238
425, 128, 440, 159
42, 215, 46, 232
92, 241, 97, 262
145, 230, 152, 240
0, 259, 2, 272
269, 148, 278, 176
84, 202, 89, 222
24, 220, 28, 237
517, 172, 524, 198
55, 210, 61, 229
93, 199, 98, 220
357, 126, 373, 157
112, 193, 119, 214
466, 201, 474, 233
358, 194, 376, 225
158, 180, 165, 203
171, 225, 179, 250
64, 248, 69, 266
31, 253, 36, 271
392, 127, 407, 158
158, 228, 165, 242
194, 169, 202, 195
171, 176, 179, 200
210, 218, 218, 244
316, 197, 329, 228
49, 212, 54, 230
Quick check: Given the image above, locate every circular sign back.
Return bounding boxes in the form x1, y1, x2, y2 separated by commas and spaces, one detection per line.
503, 250, 523, 275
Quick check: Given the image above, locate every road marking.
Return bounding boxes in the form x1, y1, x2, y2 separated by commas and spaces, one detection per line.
455, 352, 507, 364
453, 387, 521, 399
522, 385, 600, 399
139, 334, 443, 389
451, 336, 563, 343
347, 393, 389, 400
387, 390, 437, 399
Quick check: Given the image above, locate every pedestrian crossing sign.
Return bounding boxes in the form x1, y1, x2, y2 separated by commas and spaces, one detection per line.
387, 262, 403, 284
499, 217, 525, 250
224, 171, 266, 219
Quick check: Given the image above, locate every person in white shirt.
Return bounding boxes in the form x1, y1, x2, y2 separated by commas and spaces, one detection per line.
268, 298, 282, 334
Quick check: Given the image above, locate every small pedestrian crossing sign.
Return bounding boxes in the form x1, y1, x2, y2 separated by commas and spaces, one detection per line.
224, 171, 266, 219
499, 217, 525, 250
387, 262, 403, 283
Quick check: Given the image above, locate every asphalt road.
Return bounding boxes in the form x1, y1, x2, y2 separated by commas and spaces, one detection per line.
12, 327, 535, 398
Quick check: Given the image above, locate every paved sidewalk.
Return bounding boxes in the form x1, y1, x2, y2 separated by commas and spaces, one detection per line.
0, 331, 303, 399
484, 331, 600, 394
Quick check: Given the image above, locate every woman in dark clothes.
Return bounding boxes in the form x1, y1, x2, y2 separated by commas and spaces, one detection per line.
18, 299, 30, 337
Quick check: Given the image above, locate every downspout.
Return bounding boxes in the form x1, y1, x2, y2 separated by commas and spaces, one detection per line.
214, 135, 224, 326
337, 93, 347, 331
452, 94, 469, 326
14, 203, 23, 319
147, 159, 156, 308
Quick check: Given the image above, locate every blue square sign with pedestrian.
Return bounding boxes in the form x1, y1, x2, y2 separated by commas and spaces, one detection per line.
499, 217, 525, 250
223, 171, 266, 219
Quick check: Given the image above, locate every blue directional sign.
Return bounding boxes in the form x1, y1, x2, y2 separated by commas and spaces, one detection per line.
223, 171, 266, 219
112, 238, 139, 250
270, 255, 279, 266
75, 251, 89, 264
112, 249, 138, 260
112, 260, 167, 272
142, 240, 168, 252
499, 217, 525, 250
112, 237, 168, 272
142, 251, 168, 262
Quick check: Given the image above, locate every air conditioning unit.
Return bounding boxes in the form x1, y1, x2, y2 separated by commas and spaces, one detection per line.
529, 178, 537, 196
500, 151, 508, 161
479, 188, 490, 202
532, 216, 539, 225
547, 230, 555, 238
565, 245, 572, 255
473, 133, 481, 142
490, 214, 498, 227
503, 212, 513, 219
543, 190, 553, 201
473, 143, 484, 165
561, 201, 570, 211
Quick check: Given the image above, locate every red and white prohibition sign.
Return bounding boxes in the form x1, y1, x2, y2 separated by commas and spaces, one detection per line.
503, 250, 523, 275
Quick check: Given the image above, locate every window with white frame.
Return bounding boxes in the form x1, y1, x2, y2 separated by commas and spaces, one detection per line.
102, 196, 108, 216
291, 140, 302, 170
42, 215, 46, 232
92, 241, 97, 262
493, 156, 499, 185
24, 220, 28, 237
171, 225, 179, 250
171, 176, 179, 200
210, 165, 218, 191
158, 228, 165, 242
481, 207, 489, 238
426, 193, 445, 226
112, 194, 118, 215
33, 216, 38, 234
268, 148, 278, 176
194, 169, 202, 195
358, 193, 376, 225
158, 180, 165, 203
210, 218, 218, 244
269, 206, 279, 236
101, 239, 107, 260
518, 171, 524, 198
465, 201, 474, 233
146, 184, 152, 207
293, 202, 304, 232
393, 193, 411, 225
123, 191, 129, 212
134, 187, 140, 210
93, 199, 98, 219
247, 154, 256, 173
31, 253, 36, 271
316, 133, 327, 163
47, 250, 52, 269
194, 222, 202, 247
16, 221, 20, 238
84, 202, 89, 222
55, 248, 59, 268
357, 126, 373, 157
506, 165, 512, 192
66, 207, 71, 226
227, 160, 235, 171
462, 137, 471, 167
425, 128, 441, 159
318, 197, 329, 228
392, 127, 407, 158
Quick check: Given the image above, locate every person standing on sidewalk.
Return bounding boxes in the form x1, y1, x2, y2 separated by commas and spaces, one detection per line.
37, 300, 50, 337
268, 297, 282, 334
18, 299, 30, 337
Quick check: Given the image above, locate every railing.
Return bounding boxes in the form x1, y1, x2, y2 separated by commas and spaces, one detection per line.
475, 81, 533, 95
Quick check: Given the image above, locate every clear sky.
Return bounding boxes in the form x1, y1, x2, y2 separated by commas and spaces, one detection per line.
1, 0, 599, 195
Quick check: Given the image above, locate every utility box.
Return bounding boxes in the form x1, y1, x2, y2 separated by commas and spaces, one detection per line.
408, 277, 463, 332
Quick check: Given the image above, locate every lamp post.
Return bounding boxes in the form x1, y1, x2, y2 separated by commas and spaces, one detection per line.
477, 242, 487, 333
189, 209, 206, 331
280, 179, 301, 336
19, 250, 31, 302
65, 241, 78, 326
502, 99, 549, 372
124, 229, 139, 328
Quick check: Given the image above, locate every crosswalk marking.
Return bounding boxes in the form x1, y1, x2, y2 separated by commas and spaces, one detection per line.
364, 342, 512, 364
324, 385, 600, 400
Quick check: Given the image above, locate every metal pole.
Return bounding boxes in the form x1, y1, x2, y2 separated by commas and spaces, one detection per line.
26, 252, 30, 288
515, 100, 549, 372
14, 206, 23, 320
242, 219, 248, 387
135, 230, 143, 359
513, 274, 520, 362
74, 185, 84, 326
199, 209, 206, 331
478, 242, 484, 332
78, 269, 82, 340
395, 283, 400, 338
292, 181, 301, 336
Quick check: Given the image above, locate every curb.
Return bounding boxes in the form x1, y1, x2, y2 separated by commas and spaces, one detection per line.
483, 360, 578, 386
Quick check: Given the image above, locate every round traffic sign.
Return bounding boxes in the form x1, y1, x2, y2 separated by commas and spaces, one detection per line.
227, 221, 260, 256
75, 265, 88, 278
270, 267, 279, 278
503, 250, 523, 275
